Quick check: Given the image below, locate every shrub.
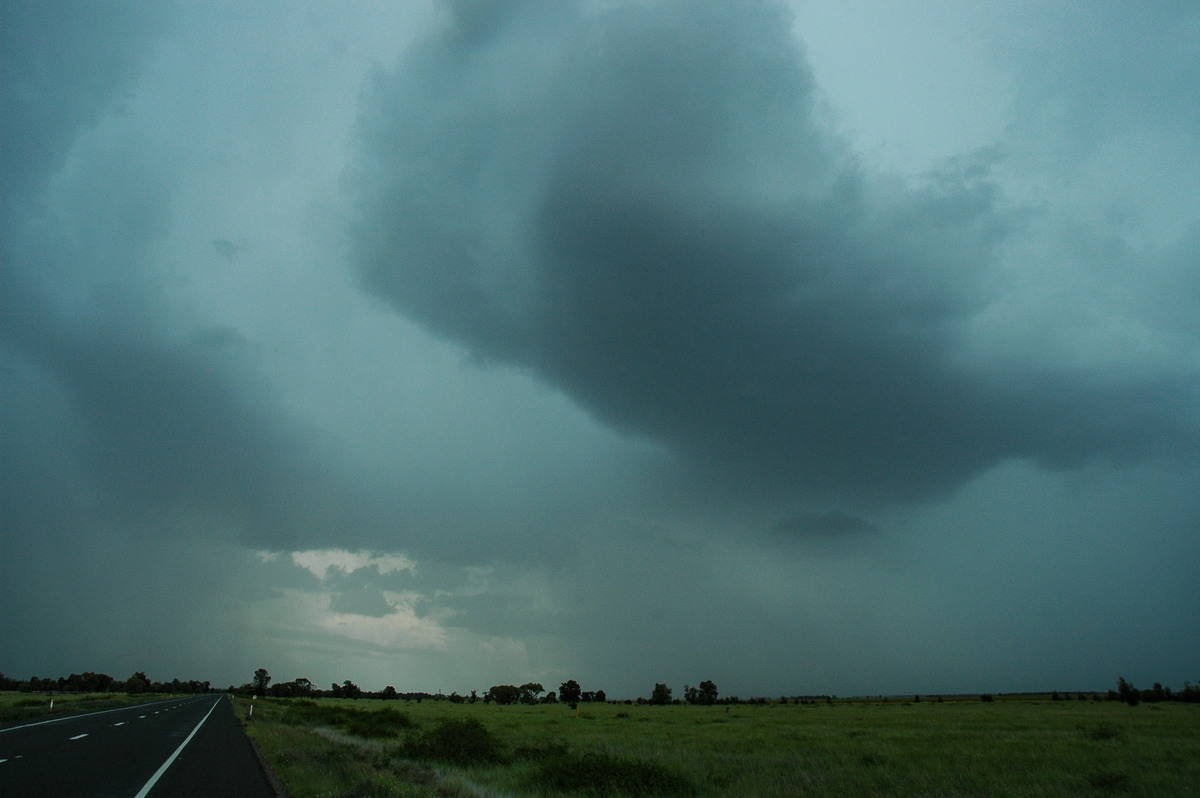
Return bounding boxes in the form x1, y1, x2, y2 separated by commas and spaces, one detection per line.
529, 751, 694, 795
401, 717, 504, 765
280, 701, 352, 727
342, 707, 413, 738
512, 740, 569, 763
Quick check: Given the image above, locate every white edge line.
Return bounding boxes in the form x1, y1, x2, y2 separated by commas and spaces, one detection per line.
132, 697, 223, 798
0, 698, 188, 734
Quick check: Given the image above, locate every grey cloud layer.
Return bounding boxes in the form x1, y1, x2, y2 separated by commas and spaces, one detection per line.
2, 0, 1198, 696
1, 3, 351, 552
349, 0, 1198, 503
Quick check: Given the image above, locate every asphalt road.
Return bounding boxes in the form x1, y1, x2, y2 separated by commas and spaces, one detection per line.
0, 695, 277, 797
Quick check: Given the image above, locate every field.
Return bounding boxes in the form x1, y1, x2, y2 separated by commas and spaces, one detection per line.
231, 695, 1200, 797
0, 691, 163, 725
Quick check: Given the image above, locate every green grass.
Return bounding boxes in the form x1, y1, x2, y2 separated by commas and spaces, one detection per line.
232, 697, 1200, 797
0, 691, 172, 725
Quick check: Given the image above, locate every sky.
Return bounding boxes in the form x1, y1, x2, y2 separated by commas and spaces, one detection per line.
2, 0, 1197, 699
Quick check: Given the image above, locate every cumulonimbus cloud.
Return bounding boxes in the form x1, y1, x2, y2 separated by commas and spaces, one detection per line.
347, 0, 1198, 503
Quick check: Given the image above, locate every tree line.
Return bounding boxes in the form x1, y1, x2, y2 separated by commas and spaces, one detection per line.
11, 668, 1191, 706
1109, 677, 1200, 705
0, 671, 210, 695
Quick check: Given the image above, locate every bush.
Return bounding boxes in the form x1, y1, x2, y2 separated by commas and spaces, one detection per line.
401, 717, 504, 765
342, 707, 413, 738
278, 701, 413, 739
512, 740, 569, 763
280, 701, 351, 727
529, 751, 694, 795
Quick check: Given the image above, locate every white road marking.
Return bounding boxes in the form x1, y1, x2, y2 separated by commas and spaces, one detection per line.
114, 722, 126, 727
69, 733, 88, 740
0, 698, 183, 734
132, 697, 223, 798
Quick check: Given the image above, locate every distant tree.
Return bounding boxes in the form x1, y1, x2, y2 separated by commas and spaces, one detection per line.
381, 685, 398, 700
698, 680, 718, 705
559, 679, 582, 705
488, 684, 521, 705
126, 672, 150, 693
595, 689, 606, 703
519, 682, 544, 704
979, 693, 994, 703
1116, 677, 1139, 706
66, 672, 114, 693
650, 683, 672, 705
253, 668, 271, 697
341, 679, 362, 699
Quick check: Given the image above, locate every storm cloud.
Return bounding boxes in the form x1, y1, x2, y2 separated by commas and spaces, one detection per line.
2, 0, 1197, 698
349, 0, 1198, 504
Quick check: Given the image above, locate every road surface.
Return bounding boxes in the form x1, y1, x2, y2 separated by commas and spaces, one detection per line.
0, 695, 277, 797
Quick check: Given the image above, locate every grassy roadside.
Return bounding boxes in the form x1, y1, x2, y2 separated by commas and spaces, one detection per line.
231, 696, 1200, 797
0, 691, 183, 726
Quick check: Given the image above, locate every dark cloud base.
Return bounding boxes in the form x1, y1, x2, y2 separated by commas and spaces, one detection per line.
349, 0, 1198, 504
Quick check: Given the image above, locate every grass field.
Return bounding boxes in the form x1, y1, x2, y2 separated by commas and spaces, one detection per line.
0, 691, 167, 726
231, 695, 1200, 797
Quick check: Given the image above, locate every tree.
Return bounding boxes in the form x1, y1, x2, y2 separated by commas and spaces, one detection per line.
488, 684, 521, 705
519, 682, 545, 704
253, 668, 271, 697
1116, 677, 1139, 706
650, 683, 672, 705
559, 679, 582, 705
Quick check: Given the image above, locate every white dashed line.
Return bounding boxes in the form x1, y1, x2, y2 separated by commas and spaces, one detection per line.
132, 698, 222, 798
114, 722, 126, 726
69, 733, 88, 740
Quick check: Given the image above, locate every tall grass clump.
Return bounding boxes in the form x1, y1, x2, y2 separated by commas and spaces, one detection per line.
401, 717, 504, 765
528, 751, 695, 796
278, 700, 413, 738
